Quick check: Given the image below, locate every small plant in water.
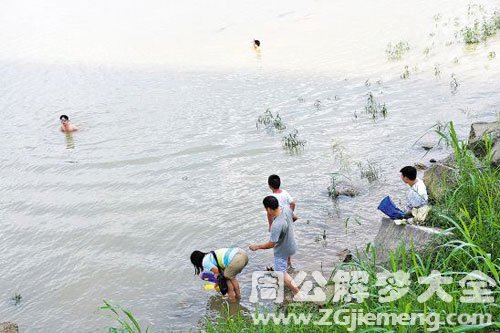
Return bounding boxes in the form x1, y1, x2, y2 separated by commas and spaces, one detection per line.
400, 65, 410, 79
357, 160, 381, 183
326, 173, 352, 198
327, 173, 339, 198
488, 51, 496, 59
256, 108, 286, 131
11, 293, 22, 306
450, 73, 459, 94
434, 64, 441, 77
331, 140, 352, 171
386, 41, 410, 60
281, 129, 306, 151
313, 99, 322, 110
364, 92, 387, 120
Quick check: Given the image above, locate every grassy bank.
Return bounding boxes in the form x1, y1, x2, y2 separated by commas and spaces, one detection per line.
102, 122, 499, 332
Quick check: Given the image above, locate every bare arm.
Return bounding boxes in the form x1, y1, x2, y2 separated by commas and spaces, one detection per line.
249, 241, 276, 251
210, 266, 220, 278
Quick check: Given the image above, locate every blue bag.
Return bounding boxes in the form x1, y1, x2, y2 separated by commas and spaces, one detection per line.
378, 196, 406, 220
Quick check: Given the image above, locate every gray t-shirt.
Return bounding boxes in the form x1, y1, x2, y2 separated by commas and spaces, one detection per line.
270, 206, 297, 258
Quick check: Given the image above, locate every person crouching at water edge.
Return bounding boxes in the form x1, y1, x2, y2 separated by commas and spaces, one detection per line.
190, 248, 248, 303
249, 196, 302, 298
59, 114, 78, 132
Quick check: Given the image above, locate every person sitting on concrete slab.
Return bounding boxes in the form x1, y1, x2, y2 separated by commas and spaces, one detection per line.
400, 165, 430, 224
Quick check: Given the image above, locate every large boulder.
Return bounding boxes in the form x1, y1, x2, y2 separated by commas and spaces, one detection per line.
370, 218, 450, 262
468, 122, 500, 167
0, 323, 18, 333
423, 154, 456, 201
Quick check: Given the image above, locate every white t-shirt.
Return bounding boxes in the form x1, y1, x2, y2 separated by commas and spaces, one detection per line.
407, 178, 428, 209
272, 189, 294, 209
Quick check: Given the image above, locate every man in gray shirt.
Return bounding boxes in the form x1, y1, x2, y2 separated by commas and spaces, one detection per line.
249, 196, 300, 296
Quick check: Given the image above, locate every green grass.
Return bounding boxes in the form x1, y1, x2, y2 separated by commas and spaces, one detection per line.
426, 122, 500, 267
101, 300, 150, 333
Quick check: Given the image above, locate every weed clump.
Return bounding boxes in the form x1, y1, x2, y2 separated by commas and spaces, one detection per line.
282, 129, 306, 152
450, 74, 459, 94
327, 174, 339, 198
11, 293, 22, 306
434, 64, 441, 77
364, 92, 387, 120
357, 160, 381, 183
400, 65, 410, 79
256, 109, 286, 131
462, 12, 500, 44
331, 140, 352, 171
386, 41, 410, 60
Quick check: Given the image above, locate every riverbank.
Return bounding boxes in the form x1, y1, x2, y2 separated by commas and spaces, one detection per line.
202, 122, 499, 332
97, 121, 499, 333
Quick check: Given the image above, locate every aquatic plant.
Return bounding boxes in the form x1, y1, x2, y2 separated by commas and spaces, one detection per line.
256, 108, 286, 131
462, 12, 500, 44
327, 174, 338, 198
101, 300, 149, 333
11, 293, 22, 306
450, 73, 459, 94
364, 92, 387, 120
400, 65, 410, 79
282, 129, 306, 151
488, 51, 496, 59
385, 41, 410, 60
434, 64, 441, 77
357, 160, 381, 183
313, 99, 322, 110
331, 140, 352, 171
344, 216, 361, 234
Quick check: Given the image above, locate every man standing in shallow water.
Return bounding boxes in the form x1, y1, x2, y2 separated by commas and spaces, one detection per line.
249, 196, 302, 298
59, 115, 78, 132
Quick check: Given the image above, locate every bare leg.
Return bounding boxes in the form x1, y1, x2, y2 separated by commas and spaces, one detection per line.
226, 279, 236, 303
283, 272, 300, 295
229, 277, 241, 300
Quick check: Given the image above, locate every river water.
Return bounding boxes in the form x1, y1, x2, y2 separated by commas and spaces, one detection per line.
0, 0, 499, 332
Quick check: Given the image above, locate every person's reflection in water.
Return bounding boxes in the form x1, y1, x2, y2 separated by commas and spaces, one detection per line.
64, 132, 75, 149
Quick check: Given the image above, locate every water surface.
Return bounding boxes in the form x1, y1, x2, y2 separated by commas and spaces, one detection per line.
0, 0, 499, 331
